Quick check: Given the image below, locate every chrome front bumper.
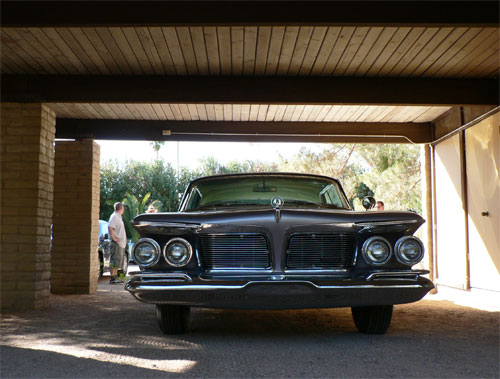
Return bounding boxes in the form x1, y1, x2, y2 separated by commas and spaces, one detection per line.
125, 271, 434, 309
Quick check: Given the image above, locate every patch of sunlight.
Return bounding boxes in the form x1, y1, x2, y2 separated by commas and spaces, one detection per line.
130, 336, 201, 350
4, 340, 196, 373
425, 287, 500, 312
89, 338, 201, 350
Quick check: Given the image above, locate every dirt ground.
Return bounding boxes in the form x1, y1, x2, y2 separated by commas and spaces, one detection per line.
1, 277, 499, 378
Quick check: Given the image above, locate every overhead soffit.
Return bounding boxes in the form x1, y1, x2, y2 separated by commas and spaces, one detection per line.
0, 1, 498, 132
49, 103, 451, 123
1, 26, 498, 78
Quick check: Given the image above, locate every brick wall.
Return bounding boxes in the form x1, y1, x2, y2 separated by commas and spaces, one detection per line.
1, 103, 55, 311
51, 140, 100, 294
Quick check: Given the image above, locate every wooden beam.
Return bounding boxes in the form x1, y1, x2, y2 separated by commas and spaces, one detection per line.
55, 119, 433, 143
2, 1, 498, 27
433, 106, 499, 144
3, 75, 499, 106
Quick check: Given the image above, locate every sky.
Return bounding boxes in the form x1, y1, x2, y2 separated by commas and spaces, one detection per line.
96, 140, 326, 169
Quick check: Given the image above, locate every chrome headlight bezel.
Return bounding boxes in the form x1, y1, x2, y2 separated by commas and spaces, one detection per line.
362, 236, 392, 265
163, 238, 193, 268
132, 238, 161, 267
395, 236, 424, 265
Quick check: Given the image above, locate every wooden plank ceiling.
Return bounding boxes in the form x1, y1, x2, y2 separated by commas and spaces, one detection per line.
50, 103, 450, 123
1, 1, 498, 139
2, 26, 498, 77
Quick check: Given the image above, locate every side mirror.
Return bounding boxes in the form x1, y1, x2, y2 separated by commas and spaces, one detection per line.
362, 196, 376, 210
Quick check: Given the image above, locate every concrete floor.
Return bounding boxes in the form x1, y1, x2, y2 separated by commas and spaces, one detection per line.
1, 277, 499, 378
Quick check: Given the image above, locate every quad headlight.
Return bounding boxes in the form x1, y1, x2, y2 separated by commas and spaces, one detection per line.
395, 236, 424, 265
163, 238, 193, 267
362, 236, 392, 265
132, 238, 161, 267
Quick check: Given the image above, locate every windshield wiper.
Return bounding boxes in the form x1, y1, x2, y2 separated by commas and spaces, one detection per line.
196, 200, 265, 210
285, 200, 341, 209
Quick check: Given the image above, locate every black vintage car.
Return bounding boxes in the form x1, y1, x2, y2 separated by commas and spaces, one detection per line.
126, 173, 433, 334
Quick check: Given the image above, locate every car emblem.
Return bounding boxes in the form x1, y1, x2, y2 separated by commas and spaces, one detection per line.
271, 196, 284, 222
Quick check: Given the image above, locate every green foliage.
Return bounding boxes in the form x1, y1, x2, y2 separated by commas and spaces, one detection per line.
99, 157, 278, 237
122, 192, 150, 241
354, 182, 374, 200
100, 160, 181, 221
196, 157, 278, 176
100, 145, 422, 241
278, 144, 422, 213
355, 144, 422, 213
150, 141, 165, 160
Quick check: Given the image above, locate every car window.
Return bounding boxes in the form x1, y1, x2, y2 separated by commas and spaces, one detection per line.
183, 176, 350, 211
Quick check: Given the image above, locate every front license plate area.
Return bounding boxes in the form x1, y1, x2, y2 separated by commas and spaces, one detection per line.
245, 282, 316, 296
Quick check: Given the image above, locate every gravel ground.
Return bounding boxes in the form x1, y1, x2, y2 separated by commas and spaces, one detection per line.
1, 275, 499, 379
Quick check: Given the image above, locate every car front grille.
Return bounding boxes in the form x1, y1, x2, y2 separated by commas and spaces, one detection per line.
199, 234, 271, 269
286, 233, 356, 270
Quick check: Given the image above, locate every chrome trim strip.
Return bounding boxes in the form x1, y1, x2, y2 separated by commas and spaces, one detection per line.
128, 282, 424, 291
356, 220, 418, 227
131, 273, 193, 282
134, 221, 201, 229
205, 268, 273, 273
195, 246, 202, 267
284, 269, 349, 274
366, 270, 429, 280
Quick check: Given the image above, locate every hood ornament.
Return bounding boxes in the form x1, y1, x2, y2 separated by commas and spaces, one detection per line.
271, 196, 284, 222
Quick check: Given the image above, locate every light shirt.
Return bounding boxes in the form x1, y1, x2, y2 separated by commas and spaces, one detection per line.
108, 211, 127, 249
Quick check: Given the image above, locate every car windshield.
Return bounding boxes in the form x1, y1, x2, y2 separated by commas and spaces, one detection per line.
182, 175, 350, 211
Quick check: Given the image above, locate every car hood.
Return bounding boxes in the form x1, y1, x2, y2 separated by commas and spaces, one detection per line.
132, 208, 424, 235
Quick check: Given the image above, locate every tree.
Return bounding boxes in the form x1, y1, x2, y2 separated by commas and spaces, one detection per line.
150, 141, 165, 160
122, 192, 150, 241
100, 157, 279, 221
278, 144, 363, 198
277, 143, 422, 213
355, 144, 421, 213
99, 145, 422, 219
100, 160, 180, 219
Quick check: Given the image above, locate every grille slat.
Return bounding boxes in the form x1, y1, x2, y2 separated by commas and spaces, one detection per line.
200, 234, 270, 269
286, 233, 355, 269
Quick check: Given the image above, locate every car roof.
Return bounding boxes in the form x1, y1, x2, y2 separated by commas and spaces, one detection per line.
188, 172, 342, 186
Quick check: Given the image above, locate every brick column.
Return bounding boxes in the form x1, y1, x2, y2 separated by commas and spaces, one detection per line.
1, 103, 55, 311
51, 140, 100, 294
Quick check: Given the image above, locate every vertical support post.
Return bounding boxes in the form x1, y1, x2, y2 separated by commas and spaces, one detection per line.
1, 103, 55, 311
423, 144, 436, 293
430, 142, 439, 291
459, 107, 471, 290
51, 140, 100, 294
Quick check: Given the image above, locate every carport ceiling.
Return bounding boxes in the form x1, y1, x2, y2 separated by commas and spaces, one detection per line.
1, 1, 499, 143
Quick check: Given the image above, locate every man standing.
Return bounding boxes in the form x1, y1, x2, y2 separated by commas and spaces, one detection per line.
375, 200, 385, 211
108, 202, 127, 284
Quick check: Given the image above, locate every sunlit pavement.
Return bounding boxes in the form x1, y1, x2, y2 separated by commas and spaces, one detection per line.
1, 273, 498, 378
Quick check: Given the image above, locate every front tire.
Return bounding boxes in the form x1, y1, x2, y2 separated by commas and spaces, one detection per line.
352, 305, 393, 334
156, 304, 190, 334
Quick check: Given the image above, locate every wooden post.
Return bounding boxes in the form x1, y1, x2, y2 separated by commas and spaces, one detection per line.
459, 107, 471, 290
425, 143, 437, 294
